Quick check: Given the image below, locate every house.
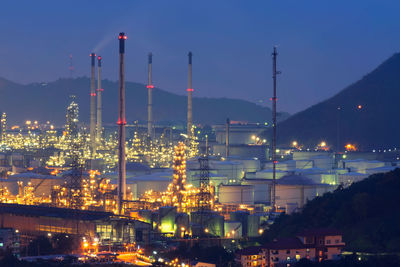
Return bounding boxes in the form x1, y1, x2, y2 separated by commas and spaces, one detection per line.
236, 246, 266, 267
236, 228, 345, 267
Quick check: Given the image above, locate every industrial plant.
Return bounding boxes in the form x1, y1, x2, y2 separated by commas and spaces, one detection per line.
0, 31, 398, 267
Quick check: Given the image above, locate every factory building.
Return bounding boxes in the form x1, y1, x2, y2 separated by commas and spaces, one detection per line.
0, 203, 151, 245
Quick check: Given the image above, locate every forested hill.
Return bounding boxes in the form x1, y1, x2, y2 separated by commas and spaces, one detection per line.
262, 168, 400, 252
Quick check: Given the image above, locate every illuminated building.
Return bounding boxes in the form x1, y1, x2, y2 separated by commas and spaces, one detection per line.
0, 203, 151, 246
65, 96, 79, 139
169, 142, 186, 211
0, 112, 6, 143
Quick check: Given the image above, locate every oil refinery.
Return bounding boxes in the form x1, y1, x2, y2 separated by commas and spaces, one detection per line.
0, 31, 399, 266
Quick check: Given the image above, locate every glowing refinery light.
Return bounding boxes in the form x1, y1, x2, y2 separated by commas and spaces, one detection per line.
320, 141, 326, 147
345, 143, 357, 151
292, 141, 298, 147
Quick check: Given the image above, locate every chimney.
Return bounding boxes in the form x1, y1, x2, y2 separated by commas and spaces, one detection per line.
96, 56, 103, 142
187, 52, 193, 138
117, 32, 127, 215
89, 53, 96, 156
147, 53, 154, 138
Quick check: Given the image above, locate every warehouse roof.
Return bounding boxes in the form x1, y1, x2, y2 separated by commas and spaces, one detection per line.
0, 203, 114, 221
10, 172, 59, 180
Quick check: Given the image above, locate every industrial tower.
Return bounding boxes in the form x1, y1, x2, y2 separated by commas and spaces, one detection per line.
271, 47, 280, 211
89, 53, 96, 156
187, 52, 193, 139
117, 32, 127, 215
65, 95, 79, 139
171, 142, 186, 212
147, 53, 154, 139
96, 56, 103, 143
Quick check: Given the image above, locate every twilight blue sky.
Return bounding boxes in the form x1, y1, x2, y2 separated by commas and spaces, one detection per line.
0, 1, 399, 113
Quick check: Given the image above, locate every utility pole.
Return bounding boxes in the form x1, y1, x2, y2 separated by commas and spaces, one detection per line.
271, 46, 280, 211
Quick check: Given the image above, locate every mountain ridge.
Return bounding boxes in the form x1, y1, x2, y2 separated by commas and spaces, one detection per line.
0, 76, 289, 127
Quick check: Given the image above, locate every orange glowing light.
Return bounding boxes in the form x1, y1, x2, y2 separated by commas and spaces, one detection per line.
345, 143, 357, 151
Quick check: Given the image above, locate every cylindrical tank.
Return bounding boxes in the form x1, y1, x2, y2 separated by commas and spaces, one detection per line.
230, 211, 249, 236
233, 159, 261, 173
210, 160, 244, 181
175, 213, 190, 237
190, 211, 224, 237
218, 185, 254, 205
158, 206, 177, 233
247, 214, 261, 237
138, 210, 153, 224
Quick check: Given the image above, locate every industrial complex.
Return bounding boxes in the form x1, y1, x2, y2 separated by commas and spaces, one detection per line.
0, 32, 398, 266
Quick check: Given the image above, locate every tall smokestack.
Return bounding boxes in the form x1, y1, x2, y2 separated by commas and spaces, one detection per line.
147, 53, 154, 138
187, 52, 193, 138
117, 32, 127, 215
90, 53, 96, 156
96, 56, 103, 143
271, 46, 280, 211
225, 118, 230, 158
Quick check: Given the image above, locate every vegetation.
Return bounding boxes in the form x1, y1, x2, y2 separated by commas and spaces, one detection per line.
295, 254, 400, 267
262, 168, 400, 252
161, 243, 236, 267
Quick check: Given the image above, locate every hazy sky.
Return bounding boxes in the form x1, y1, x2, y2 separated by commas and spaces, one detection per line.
0, 1, 399, 114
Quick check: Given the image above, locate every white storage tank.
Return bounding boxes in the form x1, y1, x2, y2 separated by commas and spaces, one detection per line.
312, 155, 335, 169
210, 160, 244, 181
218, 184, 254, 205
255, 169, 287, 179
231, 158, 261, 173
126, 172, 172, 199
241, 179, 270, 204
264, 160, 296, 171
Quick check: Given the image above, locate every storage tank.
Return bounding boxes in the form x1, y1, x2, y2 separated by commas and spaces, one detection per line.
210, 160, 244, 181
0, 178, 19, 195
312, 155, 335, 169
175, 213, 190, 237
255, 169, 287, 179
218, 184, 254, 205
224, 221, 242, 238
230, 211, 249, 236
191, 211, 224, 237
232, 158, 261, 173
158, 206, 177, 234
